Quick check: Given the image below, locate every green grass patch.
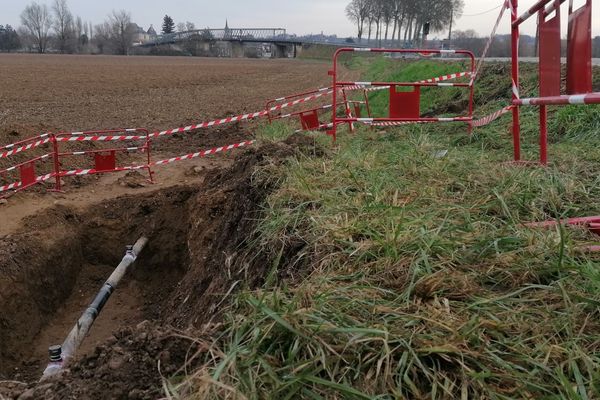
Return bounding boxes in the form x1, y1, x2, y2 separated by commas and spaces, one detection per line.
178, 59, 600, 399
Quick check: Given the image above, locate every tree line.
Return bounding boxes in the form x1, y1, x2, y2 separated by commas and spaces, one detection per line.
0, 0, 196, 55
345, 0, 464, 45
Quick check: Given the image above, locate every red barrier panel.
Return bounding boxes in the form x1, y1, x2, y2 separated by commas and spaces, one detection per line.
327, 48, 476, 141
389, 86, 421, 119
510, 0, 597, 165
567, 0, 592, 95
55, 129, 154, 183
539, 1, 561, 97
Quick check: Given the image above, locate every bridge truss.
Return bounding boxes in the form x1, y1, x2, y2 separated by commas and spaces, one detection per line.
144, 28, 289, 46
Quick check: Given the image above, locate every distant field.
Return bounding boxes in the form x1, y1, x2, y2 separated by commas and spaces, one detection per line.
0, 54, 331, 141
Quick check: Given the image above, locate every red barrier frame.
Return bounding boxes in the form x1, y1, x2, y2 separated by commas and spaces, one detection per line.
54, 128, 154, 183
0, 134, 61, 196
0, 128, 155, 197
510, 0, 597, 165
328, 48, 476, 141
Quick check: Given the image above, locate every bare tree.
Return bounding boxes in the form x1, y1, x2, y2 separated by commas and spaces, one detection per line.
176, 22, 186, 33
102, 10, 134, 55
20, 1, 52, 53
185, 21, 196, 31
345, 0, 369, 42
52, 0, 75, 53
347, 0, 463, 46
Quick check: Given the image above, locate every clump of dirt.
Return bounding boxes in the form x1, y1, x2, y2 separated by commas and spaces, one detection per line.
116, 171, 149, 188
14, 325, 205, 400
0, 135, 320, 398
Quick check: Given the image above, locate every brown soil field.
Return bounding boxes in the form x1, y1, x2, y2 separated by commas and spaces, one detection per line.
0, 54, 331, 136
0, 54, 333, 399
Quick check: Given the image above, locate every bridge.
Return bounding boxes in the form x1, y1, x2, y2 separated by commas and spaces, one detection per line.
140, 28, 301, 47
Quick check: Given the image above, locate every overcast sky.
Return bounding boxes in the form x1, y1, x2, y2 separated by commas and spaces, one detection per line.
1, 0, 598, 39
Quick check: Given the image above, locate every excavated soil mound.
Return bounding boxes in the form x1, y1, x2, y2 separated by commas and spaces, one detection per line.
0, 135, 319, 399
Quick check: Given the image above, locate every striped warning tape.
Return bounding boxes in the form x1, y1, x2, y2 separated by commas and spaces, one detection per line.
417, 71, 472, 84
471, 106, 514, 127
0, 172, 55, 193
56, 134, 148, 142
57, 140, 255, 178
0, 140, 255, 193
363, 121, 437, 127
356, 117, 471, 125
149, 92, 333, 138
352, 106, 513, 129
150, 140, 254, 166
341, 72, 472, 92
0, 135, 52, 159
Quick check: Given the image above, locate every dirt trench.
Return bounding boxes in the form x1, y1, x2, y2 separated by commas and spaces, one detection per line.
0, 136, 317, 399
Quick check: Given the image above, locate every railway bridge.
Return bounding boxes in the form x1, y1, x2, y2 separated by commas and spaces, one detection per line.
138, 27, 304, 58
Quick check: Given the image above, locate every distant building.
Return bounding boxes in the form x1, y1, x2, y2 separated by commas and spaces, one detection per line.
224, 19, 231, 39
147, 25, 157, 38
130, 23, 152, 45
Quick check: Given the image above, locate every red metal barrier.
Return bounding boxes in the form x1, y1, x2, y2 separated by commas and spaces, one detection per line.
327, 48, 476, 141
54, 129, 154, 183
0, 134, 60, 196
0, 129, 154, 197
510, 0, 597, 165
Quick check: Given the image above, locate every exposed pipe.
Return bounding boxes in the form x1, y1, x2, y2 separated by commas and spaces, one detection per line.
42, 236, 149, 379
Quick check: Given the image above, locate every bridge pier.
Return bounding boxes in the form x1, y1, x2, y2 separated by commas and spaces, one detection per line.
230, 41, 244, 58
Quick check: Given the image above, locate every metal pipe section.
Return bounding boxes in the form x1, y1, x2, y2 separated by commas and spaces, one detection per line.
512, 0, 568, 26
42, 237, 149, 379
515, 93, 600, 106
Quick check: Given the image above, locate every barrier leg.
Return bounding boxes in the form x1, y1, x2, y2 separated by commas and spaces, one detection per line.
145, 140, 155, 184
363, 89, 373, 118
511, 0, 522, 162
51, 134, 62, 192
540, 105, 548, 165
341, 88, 354, 133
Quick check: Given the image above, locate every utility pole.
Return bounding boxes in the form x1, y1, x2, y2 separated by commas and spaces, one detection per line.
448, 8, 454, 41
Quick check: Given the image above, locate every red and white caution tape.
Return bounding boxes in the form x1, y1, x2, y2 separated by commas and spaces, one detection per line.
342, 84, 390, 92
0, 135, 52, 159
471, 106, 514, 127
472, 1, 509, 84
56, 134, 148, 142
363, 120, 437, 127
356, 117, 470, 125
342, 72, 472, 92
356, 106, 513, 129
417, 71, 471, 84
150, 140, 254, 166
58, 140, 255, 177
0, 172, 55, 193
150, 92, 334, 138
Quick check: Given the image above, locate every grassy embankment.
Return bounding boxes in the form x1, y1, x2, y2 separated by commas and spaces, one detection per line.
178, 57, 600, 399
